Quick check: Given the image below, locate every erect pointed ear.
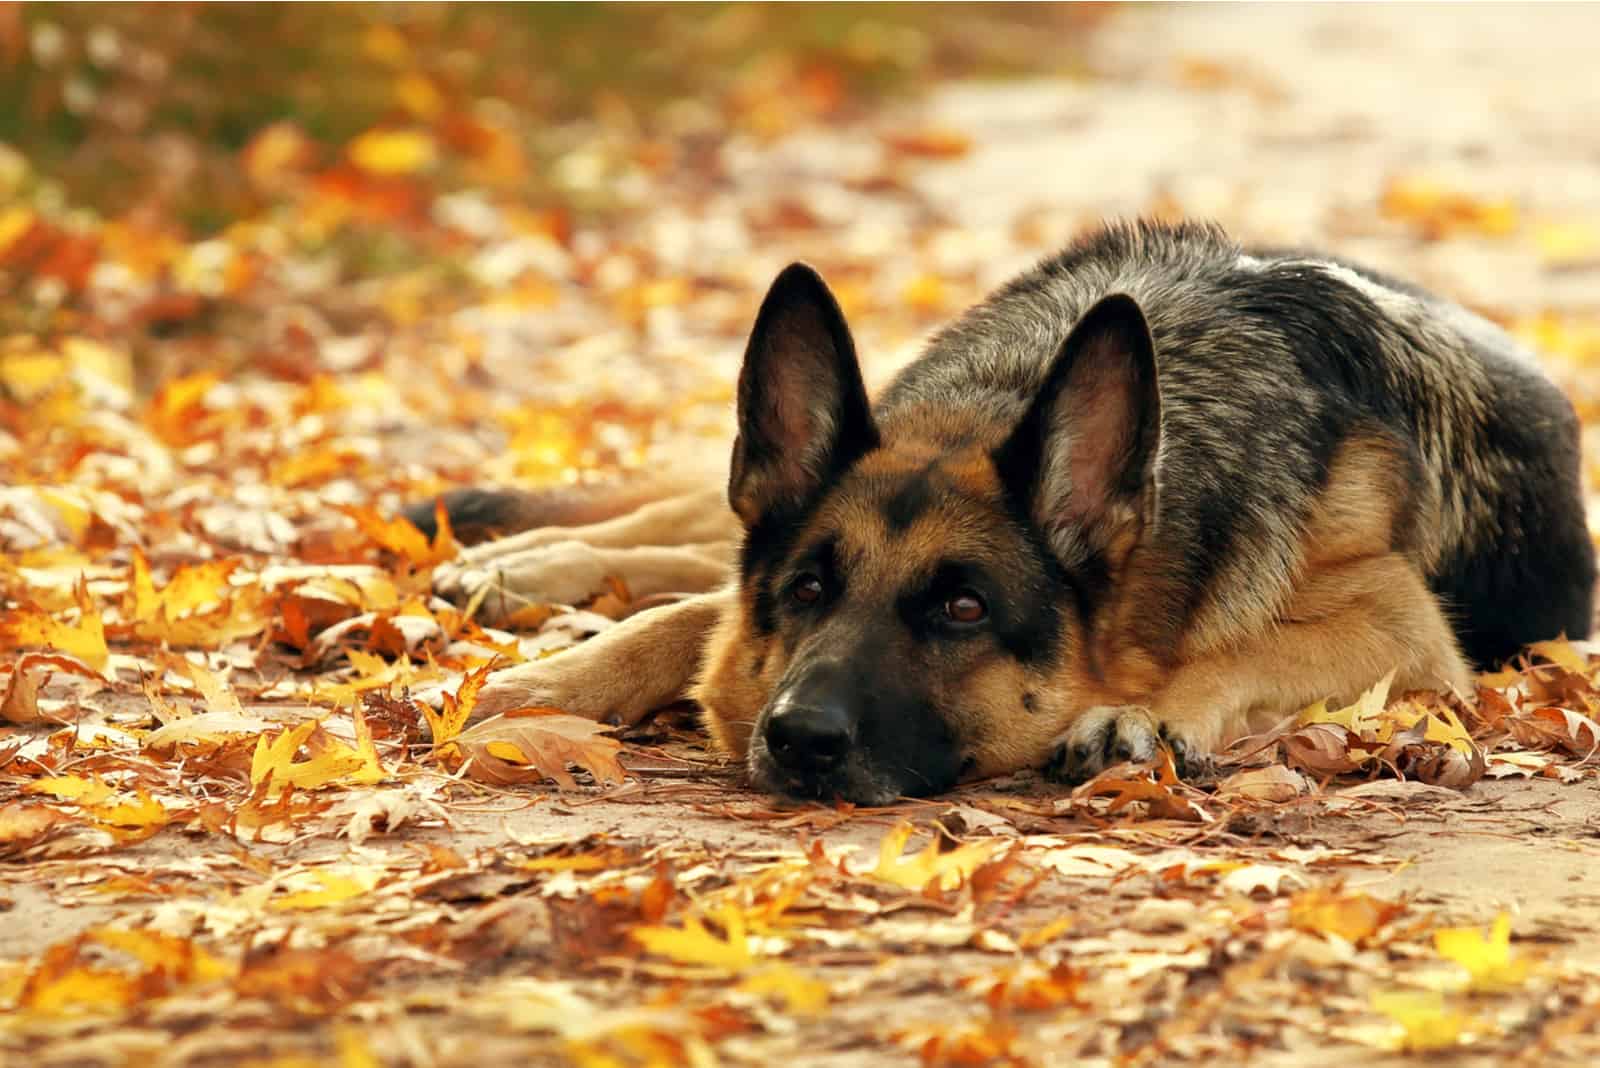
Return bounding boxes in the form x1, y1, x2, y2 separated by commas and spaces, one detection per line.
993, 293, 1161, 566
728, 263, 879, 525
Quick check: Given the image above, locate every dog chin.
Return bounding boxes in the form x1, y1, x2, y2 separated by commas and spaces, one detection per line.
746, 743, 904, 807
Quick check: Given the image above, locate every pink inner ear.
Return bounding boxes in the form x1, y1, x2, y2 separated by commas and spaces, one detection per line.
1061, 350, 1137, 524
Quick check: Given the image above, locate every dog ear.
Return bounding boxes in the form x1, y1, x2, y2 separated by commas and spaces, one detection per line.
728, 263, 879, 525
993, 292, 1161, 565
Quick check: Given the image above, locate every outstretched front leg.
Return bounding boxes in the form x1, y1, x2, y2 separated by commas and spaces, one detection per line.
432, 488, 739, 624
460, 588, 735, 724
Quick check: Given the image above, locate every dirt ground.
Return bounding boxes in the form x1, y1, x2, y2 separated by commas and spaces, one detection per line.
7, 5, 1600, 1066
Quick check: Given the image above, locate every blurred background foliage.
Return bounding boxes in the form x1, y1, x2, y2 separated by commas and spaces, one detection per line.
0, 3, 1089, 231
0, 3, 1096, 351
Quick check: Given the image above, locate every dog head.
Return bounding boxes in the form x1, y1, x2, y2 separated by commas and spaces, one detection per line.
696, 263, 1162, 805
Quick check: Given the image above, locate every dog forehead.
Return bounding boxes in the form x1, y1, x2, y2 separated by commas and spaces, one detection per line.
806, 445, 1016, 572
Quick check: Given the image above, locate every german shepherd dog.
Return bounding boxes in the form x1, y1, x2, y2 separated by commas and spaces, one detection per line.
415, 220, 1595, 805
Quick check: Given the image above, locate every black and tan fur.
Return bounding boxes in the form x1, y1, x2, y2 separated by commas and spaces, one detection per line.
418, 220, 1595, 805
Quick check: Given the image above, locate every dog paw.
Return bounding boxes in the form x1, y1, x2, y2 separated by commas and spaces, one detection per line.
417, 657, 641, 731
1043, 706, 1215, 785
434, 541, 609, 623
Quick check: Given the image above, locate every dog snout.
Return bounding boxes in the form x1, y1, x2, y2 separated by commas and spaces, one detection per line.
764, 690, 853, 775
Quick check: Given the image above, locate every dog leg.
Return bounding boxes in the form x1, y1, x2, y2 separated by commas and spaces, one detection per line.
452, 487, 733, 564
463, 588, 735, 724
440, 540, 735, 625
1048, 552, 1472, 783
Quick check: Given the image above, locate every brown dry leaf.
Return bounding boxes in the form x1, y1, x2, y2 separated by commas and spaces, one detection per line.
1073, 769, 1210, 821
0, 577, 109, 675
1, 652, 101, 724
455, 710, 625, 789
882, 128, 973, 160
0, 803, 76, 859
1218, 764, 1309, 801
1508, 705, 1600, 757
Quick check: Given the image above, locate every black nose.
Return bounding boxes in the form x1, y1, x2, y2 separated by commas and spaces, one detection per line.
764, 692, 852, 775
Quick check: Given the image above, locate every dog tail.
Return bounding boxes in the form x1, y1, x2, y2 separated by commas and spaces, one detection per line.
401, 480, 707, 546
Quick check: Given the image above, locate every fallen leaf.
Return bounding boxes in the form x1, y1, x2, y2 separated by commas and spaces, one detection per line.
455, 711, 625, 789
864, 822, 1009, 894
1435, 912, 1530, 991
0, 577, 108, 674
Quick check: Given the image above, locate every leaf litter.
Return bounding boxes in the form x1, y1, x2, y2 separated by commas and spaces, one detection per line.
6, 5, 1600, 1067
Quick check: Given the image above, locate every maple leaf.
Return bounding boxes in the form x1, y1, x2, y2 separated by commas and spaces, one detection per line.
250, 714, 386, 794
342, 501, 457, 568
455, 710, 626, 789
0, 577, 109, 675
1434, 912, 1531, 991
423, 660, 493, 750
118, 550, 271, 646
865, 822, 1009, 893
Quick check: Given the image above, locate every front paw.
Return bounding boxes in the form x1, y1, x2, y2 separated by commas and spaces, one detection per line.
1043, 706, 1214, 785
434, 541, 609, 624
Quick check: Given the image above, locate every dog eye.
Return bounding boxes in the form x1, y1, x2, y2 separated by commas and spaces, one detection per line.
791, 573, 824, 605
944, 590, 987, 624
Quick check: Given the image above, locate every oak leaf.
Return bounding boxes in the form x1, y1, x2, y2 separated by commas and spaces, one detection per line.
455, 710, 625, 789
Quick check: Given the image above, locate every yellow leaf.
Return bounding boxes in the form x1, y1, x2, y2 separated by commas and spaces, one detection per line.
1369, 990, 1472, 1051
1434, 912, 1530, 991
250, 716, 385, 794
85, 790, 167, 831
424, 661, 493, 749
24, 775, 114, 807
1528, 637, 1588, 674
89, 928, 233, 983
121, 551, 270, 647
867, 822, 1008, 893
1300, 670, 1394, 731
271, 867, 382, 911
736, 966, 830, 1014
349, 129, 437, 176
394, 73, 443, 120
1535, 220, 1600, 268
0, 205, 35, 255
0, 577, 108, 674
632, 905, 756, 972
